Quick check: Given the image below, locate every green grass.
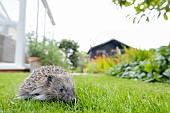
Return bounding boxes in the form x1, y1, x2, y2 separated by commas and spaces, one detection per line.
0, 73, 170, 113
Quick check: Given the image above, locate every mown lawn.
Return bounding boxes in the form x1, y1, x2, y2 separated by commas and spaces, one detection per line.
0, 73, 170, 113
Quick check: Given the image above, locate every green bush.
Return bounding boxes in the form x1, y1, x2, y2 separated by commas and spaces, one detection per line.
40, 39, 68, 68
75, 66, 82, 73
86, 61, 98, 73
27, 32, 44, 57
76, 52, 89, 72
95, 56, 116, 73
108, 45, 170, 83
85, 56, 117, 73
59, 39, 79, 69
118, 47, 156, 63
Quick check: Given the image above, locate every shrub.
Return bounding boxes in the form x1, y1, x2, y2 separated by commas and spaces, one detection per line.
40, 39, 68, 68
59, 39, 79, 69
27, 32, 44, 57
95, 55, 117, 73
108, 45, 170, 83
85, 55, 118, 73
86, 61, 98, 73
76, 52, 89, 72
118, 47, 156, 63
75, 66, 82, 73
26, 32, 68, 68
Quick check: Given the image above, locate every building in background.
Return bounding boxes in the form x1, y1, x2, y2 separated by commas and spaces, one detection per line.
88, 39, 130, 58
0, 0, 55, 70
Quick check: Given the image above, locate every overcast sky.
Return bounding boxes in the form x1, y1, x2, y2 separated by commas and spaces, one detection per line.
1, 0, 169, 52
47, 0, 170, 52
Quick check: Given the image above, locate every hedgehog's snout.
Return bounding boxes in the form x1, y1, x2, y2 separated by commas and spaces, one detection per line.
71, 98, 75, 103
69, 92, 76, 103
62, 96, 75, 103
61, 89, 76, 103
70, 91, 76, 103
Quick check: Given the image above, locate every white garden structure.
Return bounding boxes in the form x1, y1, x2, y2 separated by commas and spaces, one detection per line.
0, 0, 55, 70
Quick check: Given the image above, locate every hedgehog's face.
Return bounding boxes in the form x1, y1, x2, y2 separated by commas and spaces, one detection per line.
44, 74, 76, 103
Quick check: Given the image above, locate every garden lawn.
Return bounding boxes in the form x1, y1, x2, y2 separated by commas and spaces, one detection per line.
0, 73, 170, 113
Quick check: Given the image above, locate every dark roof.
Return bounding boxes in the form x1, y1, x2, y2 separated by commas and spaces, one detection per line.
88, 38, 130, 53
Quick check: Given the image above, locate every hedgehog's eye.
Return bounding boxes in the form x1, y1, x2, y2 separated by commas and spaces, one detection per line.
34, 93, 40, 96
60, 87, 65, 92
60, 88, 64, 92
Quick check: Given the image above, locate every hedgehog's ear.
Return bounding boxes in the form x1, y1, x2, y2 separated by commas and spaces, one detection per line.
47, 75, 53, 82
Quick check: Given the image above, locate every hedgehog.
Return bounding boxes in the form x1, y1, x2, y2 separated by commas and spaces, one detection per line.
18, 66, 76, 103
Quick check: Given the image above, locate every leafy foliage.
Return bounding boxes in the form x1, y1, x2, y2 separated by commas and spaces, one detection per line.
118, 47, 156, 63
95, 56, 118, 73
59, 39, 79, 69
40, 39, 67, 68
75, 52, 89, 72
108, 45, 170, 82
85, 55, 118, 73
27, 32, 44, 57
26, 32, 67, 68
74, 66, 82, 73
113, 0, 170, 22
86, 61, 98, 73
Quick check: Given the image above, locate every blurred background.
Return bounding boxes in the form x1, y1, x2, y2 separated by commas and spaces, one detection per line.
0, 0, 169, 72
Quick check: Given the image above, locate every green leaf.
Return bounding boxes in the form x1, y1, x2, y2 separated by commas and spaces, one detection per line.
133, 17, 136, 23
163, 68, 170, 78
153, 72, 163, 81
146, 17, 149, 22
135, 5, 141, 14
147, 72, 153, 78
156, 55, 165, 60
144, 78, 154, 82
113, 0, 116, 4
164, 13, 168, 20
125, 2, 131, 7
137, 72, 146, 79
168, 56, 170, 62
157, 12, 161, 18
144, 63, 153, 73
